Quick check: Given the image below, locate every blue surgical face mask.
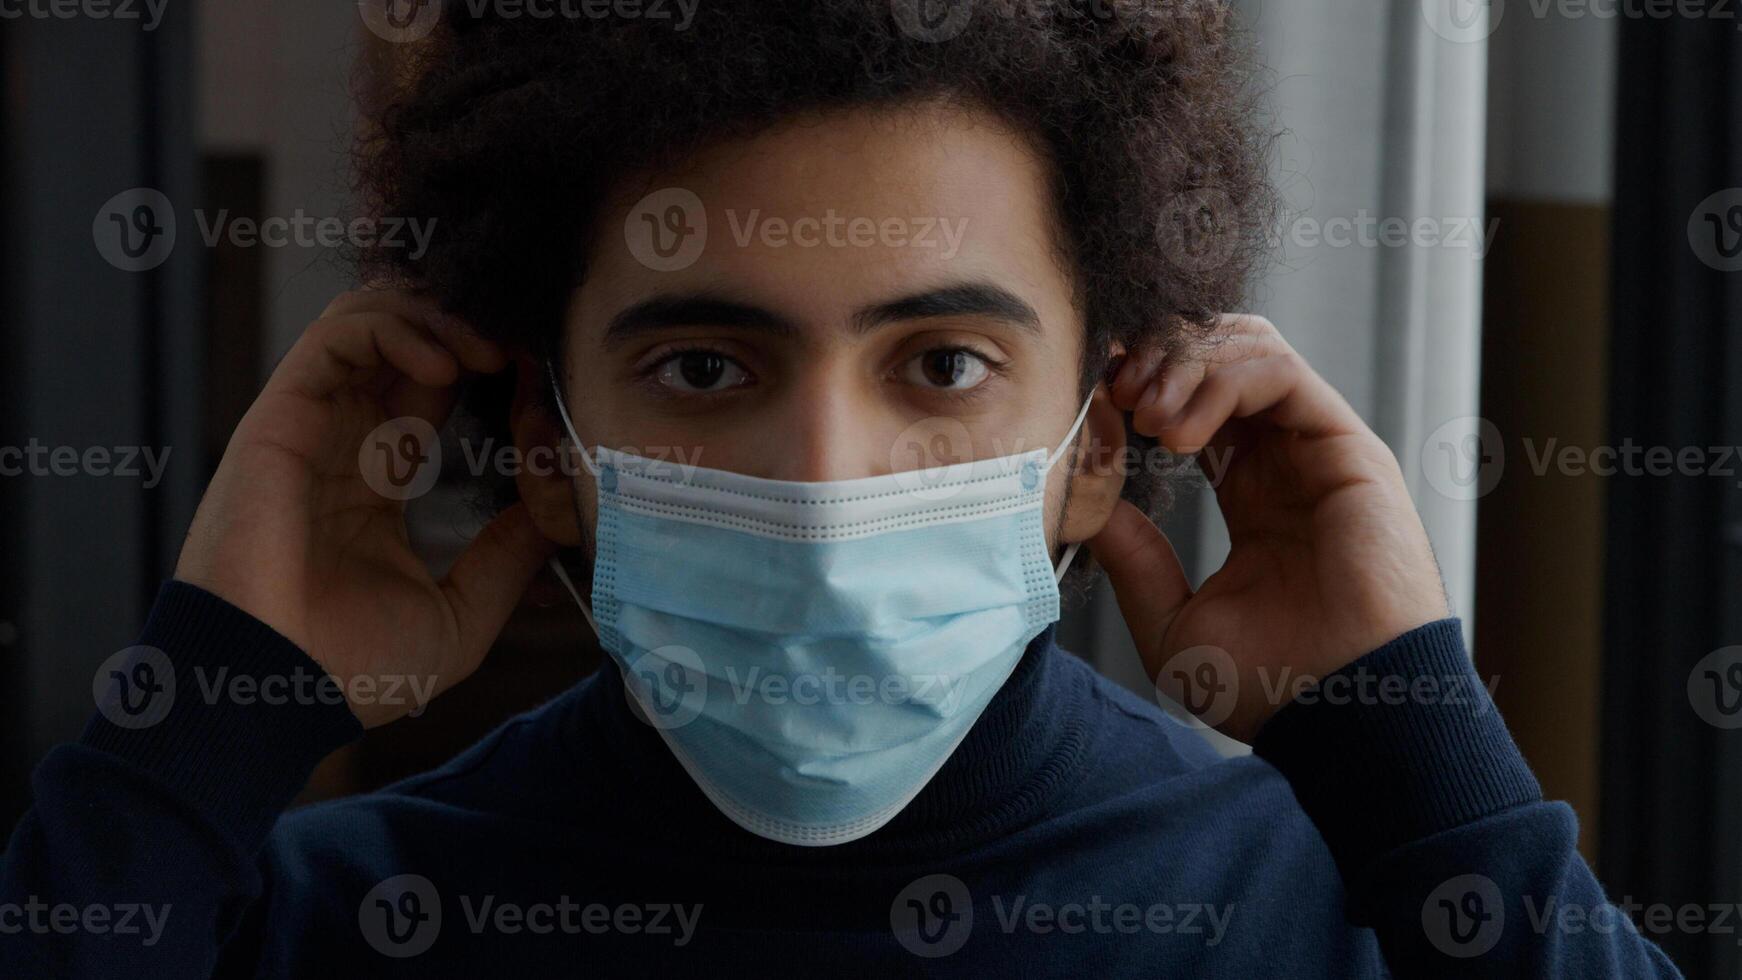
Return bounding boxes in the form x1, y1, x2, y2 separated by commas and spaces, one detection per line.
546, 364, 1092, 846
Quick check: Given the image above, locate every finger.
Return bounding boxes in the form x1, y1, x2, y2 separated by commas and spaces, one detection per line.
1131, 357, 1210, 437
1111, 344, 1168, 410
1156, 351, 1359, 453
271, 312, 459, 402
323, 289, 507, 374
1091, 500, 1193, 680
438, 503, 560, 679
1127, 314, 1287, 426
381, 372, 465, 434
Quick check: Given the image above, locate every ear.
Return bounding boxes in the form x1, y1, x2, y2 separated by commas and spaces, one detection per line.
1059, 384, 1130, 544
510, 354, 585, 546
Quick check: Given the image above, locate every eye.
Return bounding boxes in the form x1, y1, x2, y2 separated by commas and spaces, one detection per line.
905, 348, 993, 391
653, 350, 751, 393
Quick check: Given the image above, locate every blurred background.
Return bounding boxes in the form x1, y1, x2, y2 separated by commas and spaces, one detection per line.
2, 0, 1738, 974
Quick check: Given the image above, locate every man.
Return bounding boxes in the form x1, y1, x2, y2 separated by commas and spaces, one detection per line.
2, 2, 1681, 976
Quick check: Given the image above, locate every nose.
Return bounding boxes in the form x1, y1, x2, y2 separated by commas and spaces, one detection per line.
761, 373, 890, 484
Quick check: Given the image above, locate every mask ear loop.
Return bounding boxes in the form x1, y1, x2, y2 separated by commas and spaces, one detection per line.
1043, 392, 1098, 584
544, 360, 603, 639
548, 556, 599, 638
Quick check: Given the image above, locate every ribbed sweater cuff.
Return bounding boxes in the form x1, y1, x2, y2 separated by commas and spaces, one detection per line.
80, 580, 364, 847
1253, 618, 1541, 880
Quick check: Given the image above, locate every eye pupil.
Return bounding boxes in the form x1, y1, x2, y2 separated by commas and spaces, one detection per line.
679, 352, 727, 389
922, 350, 966, 387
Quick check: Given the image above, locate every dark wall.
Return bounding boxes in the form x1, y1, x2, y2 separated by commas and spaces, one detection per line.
1603, 13, 1742, 978
0, 11, 204, 827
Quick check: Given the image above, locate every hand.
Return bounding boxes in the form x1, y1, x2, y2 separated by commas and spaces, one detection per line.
1091, 315, 1450, 742
173, 290, 556, 728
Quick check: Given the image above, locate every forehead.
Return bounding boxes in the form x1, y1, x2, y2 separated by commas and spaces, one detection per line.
570, 101, 1079, 343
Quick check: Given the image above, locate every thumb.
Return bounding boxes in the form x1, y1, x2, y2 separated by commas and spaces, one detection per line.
438, 502, 559, 680
1090, 500, 1193, 681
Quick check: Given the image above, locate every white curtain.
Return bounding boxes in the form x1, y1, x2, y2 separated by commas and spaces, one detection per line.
1067, 0, 1489, 740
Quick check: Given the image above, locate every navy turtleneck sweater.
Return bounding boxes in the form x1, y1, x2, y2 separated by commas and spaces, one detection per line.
2, 582, 1681, 977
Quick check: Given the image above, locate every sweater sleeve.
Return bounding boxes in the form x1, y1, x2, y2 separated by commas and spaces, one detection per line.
0, 581, 363, 979
1254, 619, 1682, 978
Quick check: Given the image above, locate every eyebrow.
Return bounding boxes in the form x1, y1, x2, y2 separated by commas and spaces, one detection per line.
601, 281, 1042, 343
852, 282, 1042, 335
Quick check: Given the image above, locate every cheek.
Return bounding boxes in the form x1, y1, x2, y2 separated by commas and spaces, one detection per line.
1042, 458, 1074, 535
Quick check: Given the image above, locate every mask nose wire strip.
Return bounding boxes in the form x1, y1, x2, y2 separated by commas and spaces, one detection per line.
545, 357, 1094, 593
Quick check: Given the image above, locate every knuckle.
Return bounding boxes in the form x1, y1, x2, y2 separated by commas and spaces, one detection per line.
1275, 348, 1307, 374
1242, 313, 1279, 336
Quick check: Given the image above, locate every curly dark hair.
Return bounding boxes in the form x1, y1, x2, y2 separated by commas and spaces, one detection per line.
352, 0, 1274, 601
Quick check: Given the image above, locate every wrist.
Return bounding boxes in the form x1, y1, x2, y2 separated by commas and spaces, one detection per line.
84, 581, 364, 844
